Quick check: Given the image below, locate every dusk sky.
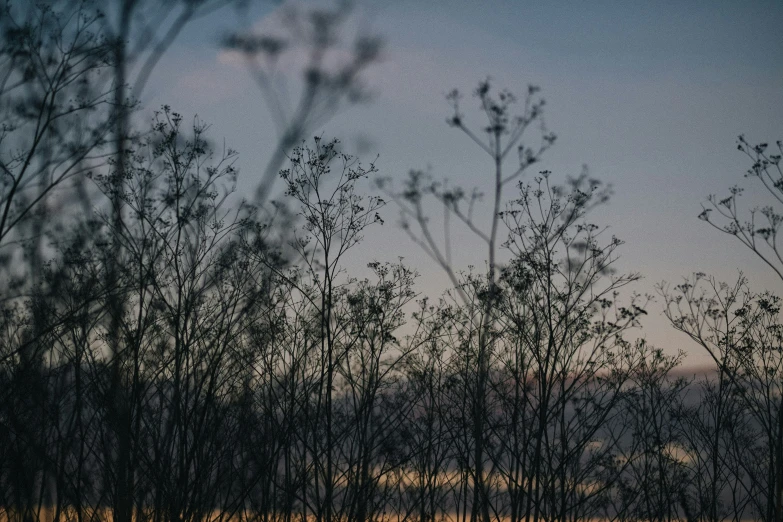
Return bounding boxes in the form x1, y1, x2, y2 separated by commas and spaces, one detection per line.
141, 0, 783, 367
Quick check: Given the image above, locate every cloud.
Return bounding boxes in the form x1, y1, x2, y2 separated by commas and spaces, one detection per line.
172, 66, 245, 106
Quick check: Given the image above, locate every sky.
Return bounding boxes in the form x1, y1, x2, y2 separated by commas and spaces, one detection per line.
140, 0, 783, 368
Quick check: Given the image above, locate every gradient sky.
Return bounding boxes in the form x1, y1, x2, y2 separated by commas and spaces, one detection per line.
141, 0, 783, 367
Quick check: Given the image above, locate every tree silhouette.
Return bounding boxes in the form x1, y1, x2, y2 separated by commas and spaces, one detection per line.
0, 3, 777, 521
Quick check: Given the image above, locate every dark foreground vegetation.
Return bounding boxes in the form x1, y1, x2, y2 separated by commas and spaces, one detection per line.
1, 1, 782, 522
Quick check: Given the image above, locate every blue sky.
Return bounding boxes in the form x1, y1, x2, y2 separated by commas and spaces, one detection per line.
141, 0, 783, 367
